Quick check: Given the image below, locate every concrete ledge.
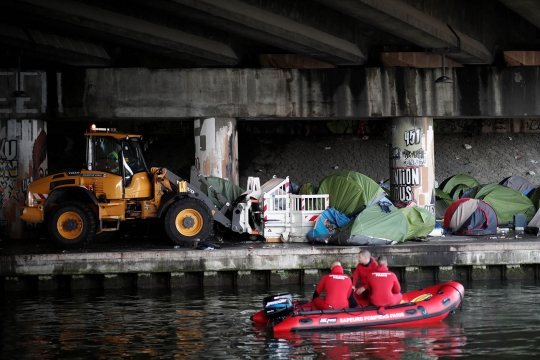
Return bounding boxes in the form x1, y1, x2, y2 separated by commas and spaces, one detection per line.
2, 238, 540, 291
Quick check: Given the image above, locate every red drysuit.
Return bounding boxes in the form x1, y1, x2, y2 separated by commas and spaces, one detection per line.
365, 264, 402, 307
351, 256, 378, 301
312, 265, 352, 310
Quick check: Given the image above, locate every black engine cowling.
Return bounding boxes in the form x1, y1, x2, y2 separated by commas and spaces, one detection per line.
263, 293, 293, 319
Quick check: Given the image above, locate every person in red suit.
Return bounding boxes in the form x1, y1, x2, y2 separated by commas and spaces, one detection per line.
365, 256, 402, 307
351, 249, 378, 306
312, 261, 352, 310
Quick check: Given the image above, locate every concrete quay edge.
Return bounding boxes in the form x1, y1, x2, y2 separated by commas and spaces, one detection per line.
2, 237, 540, 276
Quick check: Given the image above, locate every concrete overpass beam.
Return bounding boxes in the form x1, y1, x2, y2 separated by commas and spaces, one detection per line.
315, 0, 494, 65
0, 23, 112, 67
14, 0, 238, 66
165, 0, 365, 65
504, 51, 540, 66
499, 0, 540, 30
381, 52, 463, 68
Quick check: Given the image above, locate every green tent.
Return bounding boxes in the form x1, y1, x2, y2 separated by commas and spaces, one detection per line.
471, 184, 536, 223
327, 203, 436, 245
330, 206, 408, 245
200, 176, 245, 207
439, 174, 480, 200
299, 182, 316, 195
318, 171, 386, 215
400, 206, 436, 239
528, 187, 540, 211
435, 188, 453, 218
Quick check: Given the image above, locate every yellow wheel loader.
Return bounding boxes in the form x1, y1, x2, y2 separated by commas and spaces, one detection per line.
21, 125, 246, 249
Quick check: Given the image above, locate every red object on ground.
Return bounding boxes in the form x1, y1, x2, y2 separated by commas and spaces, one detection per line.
250, 281, 464, 333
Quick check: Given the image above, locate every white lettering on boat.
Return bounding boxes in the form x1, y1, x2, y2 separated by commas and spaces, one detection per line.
339, 312, 405, 323
319, 318, 338, 324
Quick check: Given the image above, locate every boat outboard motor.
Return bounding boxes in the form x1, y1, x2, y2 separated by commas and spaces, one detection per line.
263, 293, 293, 318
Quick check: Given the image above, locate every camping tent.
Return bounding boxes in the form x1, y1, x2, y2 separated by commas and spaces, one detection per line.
528, 187, 540, 211
201, 177, 245, 207
318, 171, 386, 214
463, 184, 536, 223
499, 175, 535, 194
435, 188, 453, 219
438, 174, 480, 200
299, 182, 316, 195
443, 198, 497, 235
401, 206, 436, 239
329, 206, 407, 245
328, 205, 435, 245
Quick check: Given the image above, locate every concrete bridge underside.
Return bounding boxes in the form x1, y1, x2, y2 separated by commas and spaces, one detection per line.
53, 66, 540, 120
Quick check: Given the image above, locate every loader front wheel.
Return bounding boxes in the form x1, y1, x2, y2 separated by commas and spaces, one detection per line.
164, 198, 214, 245
48, 201, 97, 249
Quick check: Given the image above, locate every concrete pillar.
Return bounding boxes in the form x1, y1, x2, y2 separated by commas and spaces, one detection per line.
1, 69, 48, 239
0, 119, 48, 238
389, 117, 435, 215
194, 117, 238, 185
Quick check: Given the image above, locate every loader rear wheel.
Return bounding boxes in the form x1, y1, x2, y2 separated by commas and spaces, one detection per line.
164, 198, 213, 245
48, 201, 97, 249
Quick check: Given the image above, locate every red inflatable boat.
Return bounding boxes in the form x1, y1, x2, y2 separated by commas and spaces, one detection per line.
251, 281, 464, 333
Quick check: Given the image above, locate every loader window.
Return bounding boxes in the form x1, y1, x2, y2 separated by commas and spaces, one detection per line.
121, 138, 148, 175
95, 137, 121, 174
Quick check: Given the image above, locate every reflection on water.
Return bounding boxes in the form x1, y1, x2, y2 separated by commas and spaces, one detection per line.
268, 323, 466, 359
1, 281, 540, 359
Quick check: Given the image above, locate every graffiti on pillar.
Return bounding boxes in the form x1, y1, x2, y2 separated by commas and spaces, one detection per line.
390, 146, 400, 169
0, 138, 20, 204
402, 147, 426, 166
404, 129, 421, 146
33, 130, 47, 179
0, 130, 47, 206
392, 167, 421, 202
389, 121, 435, 215
392, 128, 425, 202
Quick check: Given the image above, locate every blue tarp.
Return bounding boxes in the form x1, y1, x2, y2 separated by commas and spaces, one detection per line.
307, 207, 353, 243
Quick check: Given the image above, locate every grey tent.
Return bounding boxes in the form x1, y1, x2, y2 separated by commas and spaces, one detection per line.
499, 176, 535, 194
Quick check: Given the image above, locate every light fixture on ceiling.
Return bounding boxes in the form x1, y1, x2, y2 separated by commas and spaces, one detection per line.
10, 53, 29, 98
427, 24, 461, 84
435, 53, 453, 83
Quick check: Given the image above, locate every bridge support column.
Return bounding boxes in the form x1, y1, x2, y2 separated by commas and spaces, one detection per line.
194, 117, 238, 185
0, 119, 48, 239
388, 117, 435, 215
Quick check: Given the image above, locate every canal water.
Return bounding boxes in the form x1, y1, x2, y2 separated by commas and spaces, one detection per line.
1, 280, 540, 359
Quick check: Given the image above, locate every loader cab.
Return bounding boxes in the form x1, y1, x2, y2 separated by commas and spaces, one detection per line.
86, 126, 151, 197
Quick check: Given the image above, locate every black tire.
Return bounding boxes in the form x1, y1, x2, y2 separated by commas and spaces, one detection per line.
164, 198, 214, 245
47, 201, 97, 249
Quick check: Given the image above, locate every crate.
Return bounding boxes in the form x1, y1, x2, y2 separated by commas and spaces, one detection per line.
244, 176, 330, 242
287, 194, 329, 242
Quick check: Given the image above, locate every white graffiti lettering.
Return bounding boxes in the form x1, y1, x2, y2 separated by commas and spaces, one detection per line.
393, 168, 420, 185
404, 129, 421, 146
